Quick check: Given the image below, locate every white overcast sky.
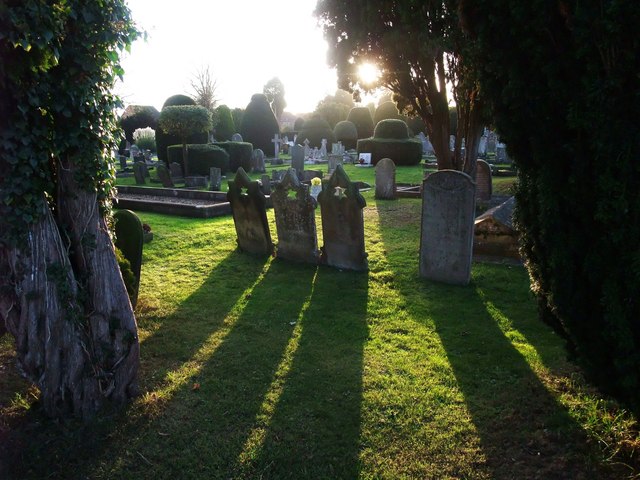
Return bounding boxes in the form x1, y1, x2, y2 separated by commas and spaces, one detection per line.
114, 0, 341, 114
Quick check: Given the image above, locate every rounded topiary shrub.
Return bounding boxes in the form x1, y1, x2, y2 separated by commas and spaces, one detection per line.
374, 101, 402, 125
296, 115, 335, 149
333, 120, 358, 149
119, 105, 160, 143
212, 141, 253, 172
214, 105, 235, 141
293, 117, 305, 131
347, 106, 374, 139
156, 94, 207, 163
374, 118, 410, 139
357, 119, 421, 166
239, 93, 280, 156
167, 144, 230, 174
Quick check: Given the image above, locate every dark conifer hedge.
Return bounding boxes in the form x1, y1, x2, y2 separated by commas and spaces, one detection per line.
239, 93, 279, 156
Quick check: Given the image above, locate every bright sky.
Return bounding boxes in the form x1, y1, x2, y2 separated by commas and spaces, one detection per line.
115, 0, 340, 115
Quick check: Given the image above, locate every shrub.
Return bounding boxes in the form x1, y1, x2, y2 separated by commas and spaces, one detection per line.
113, 209, 144, 308
163, 94, 195, 108
374, 101, 402, 125
333, 120, 358, 149
239, 93, 280, 156
293, 117, 305, 131
158, 105, 211, 175
156, 94, 207, 163
358, 119, 421, 166
132, 127, 156, 152
296, 115, 335, 149
167, 144, 230, 175
347, 106, 374, 139
214, 105, 235, 141
231, 108, 244, 132
212, 141, 253, 172
119, 105, 160, 143
407, 116, 426, 136
374, 118, 409, 139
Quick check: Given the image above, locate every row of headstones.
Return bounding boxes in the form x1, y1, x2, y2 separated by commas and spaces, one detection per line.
227, 165, 368, 271
418, 131, 510, 163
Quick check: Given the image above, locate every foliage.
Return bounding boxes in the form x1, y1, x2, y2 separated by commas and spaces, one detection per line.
333, 120, 358, 149
163, 94, 195, 108
374, 118, 410, 140
263, 77, 286, 121
374, 101, 402, 125
214, 105, 235, 141
190, 66, 218, 117
231, 108, 245, 133
132, 127, 156, 152
156, 94, 204, 163
119, 105, 160, 143
295, 115, 335, 149
212, 141, 253, 173
347, 106, 375, 139
113, 209, 144, 308
167, 144, 230, 175
460, 0, 640, 409
293, 117, 305, 131
313, 89, 355, 128
239, 93, 280, 156
115, 247, 137, 306
357, 137, 422, 166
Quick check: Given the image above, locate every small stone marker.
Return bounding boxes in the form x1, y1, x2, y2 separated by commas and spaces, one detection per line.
303, 139, 311, 159
474, 196, 520, 260
170, 162, 184, 181
475, 159, 492, 201
496, 144, 507, 163
478, 136, 488, 157
252, 148, 266, 173
133, 161, 147, 185
318, 164, 368, 271
231, 133, 243, 142
130, 144, 140, 159
209, 167, 221, 191
157, 164, 174, 188
261, 174, 271, 195
271, 169, 286, 183
291, 144, 305, 175
227, 167, 273, 256
375, 158, 396, 200
272, 169, 320, 264
419, 170, 476, 285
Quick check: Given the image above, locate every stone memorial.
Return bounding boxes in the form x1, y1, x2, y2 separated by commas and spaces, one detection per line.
209, 167, 222, 191
119, 155, 128, 171
303, 139, 311, 159
261, 174, 271, 195
170, 162, 184, 181
184, 176, 207, 188
486, 131, 497, 154
252, 148, 266, 173
271, 169, 287, 182
227, 167, 273, 256
271, 169, 320, 264
328, 154, 342, 174
133, 161, 147, 185
475, 159, 492, 201
291, 144, 305, 175
375, 158, 396, 200
231, 133, 243, 142
271, 134, 281, 160
419, 170, 475, 285
318, 164, 368, 271
319, 138, 328, 160
449, 135, 456, 151
478, 136, 488, 157
157, 164, 174, 188
474, 196, 520, 260
130, 144, 140, 159
496, 144, 507, 163
301, 170, 322, 183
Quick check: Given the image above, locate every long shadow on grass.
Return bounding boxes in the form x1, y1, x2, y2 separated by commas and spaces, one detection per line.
243, 267, 369, 479
376, 203, 601, 479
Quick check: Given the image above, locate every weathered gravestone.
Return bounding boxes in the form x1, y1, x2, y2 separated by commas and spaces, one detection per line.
291, 144, 305, 175
272, 169, 320, 264
319, 138, 328, 160
227, 168, 273, 255
303, 138, 311, 159
252, 148, 266, 173
375, 158, 396, 200
133, 161, 147, 185
119, 155, 128, 171
170, 162, 184, 181
184, 176, 207, 188
271, 169, 287, 183
261, 174, 271, 195
475, 159, 492, 201
113, 209, 144, 308
478, 136, 488, 158
318, 164, 368, 271
301, 170, 322, 183
271, 134, 281, 161
328, 154, 342, 174
209, 167, 221, 191
419, 170, 475, 285
129, 144, 140, 159
474, 196, 520, 260
496, 144, 507, 163
231, 133, 243, 142
486, 131, 497, 154
156, 164, 174, 188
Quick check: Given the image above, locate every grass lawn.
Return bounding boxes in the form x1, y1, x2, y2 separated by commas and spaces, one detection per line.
1, 187, 638, 479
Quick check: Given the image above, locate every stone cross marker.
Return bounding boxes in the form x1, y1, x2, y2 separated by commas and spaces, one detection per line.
318, 164, 368, 271
375, 158, 396, 200
291, 144, 305, 175
209, 167, 221, 191
227, 167, 274, 256
133, 161, 147, 185
271, 134, 280, 160
320, 138, 328, 160
419, 170, 476, 285
327, 154, 342, 174
272, 169, 320, 264
475, 159, 492, 201
252, 148, 266, 173
157, 163, 174, 188
303, 139, 311, 159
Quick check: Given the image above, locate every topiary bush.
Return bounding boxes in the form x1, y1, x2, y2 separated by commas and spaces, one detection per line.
293, 117, 305, 131
214, 105, 235, 141
374, 101, 402, 125
357, 119, 421, 166
295, 115, 335, 149
156, 94, 207, 163
347, 106, 375, 139
167, 144, 230, 175
333, 120, 358, 149
212, 141, 253, 172
119, 105, 160, 143
239, 93, 280, 156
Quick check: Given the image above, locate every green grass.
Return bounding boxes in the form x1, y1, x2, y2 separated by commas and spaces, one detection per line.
1, 192, 638, 479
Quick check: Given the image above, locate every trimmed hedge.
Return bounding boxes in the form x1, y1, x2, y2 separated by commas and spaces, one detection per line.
333, 120, 358, 149
163, 94, 195, 108
239, 93, 279, 156
214, 105, 235, 141
119, 105, 160, 143
167, 144, 230, 175
296, 115, 335, 149
347, 106, 374, 139
374, 118, 410, 139
373, 101, 402, 125
156, 94, 207, 163
212, 141, 253, 172
357, 138, 422, 166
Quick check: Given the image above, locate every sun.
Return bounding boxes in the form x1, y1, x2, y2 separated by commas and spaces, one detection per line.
358, 63, 380, 85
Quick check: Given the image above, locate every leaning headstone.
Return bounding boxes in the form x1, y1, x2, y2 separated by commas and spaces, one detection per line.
318, 164, 368, 271
271, 169, 286, 183
272, 169, 320, 264
252, 148, 266, 173
113, 209, 144, 308
291, 144, 305, 174
375, 158, 396, 200
419, 170, 476, 285
157, 164, 174, 188
133, 161, 147, 185
209, 167, 222, 191
231, 133, 243, 142
227, 168, 273, 256
475, 159, 492, 201
170, 162, 184, 181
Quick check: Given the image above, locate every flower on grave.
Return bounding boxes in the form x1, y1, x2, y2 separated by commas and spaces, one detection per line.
311, 177, 321, 186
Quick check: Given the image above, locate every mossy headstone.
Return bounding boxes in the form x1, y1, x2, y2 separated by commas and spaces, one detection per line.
114, 209, 144, 307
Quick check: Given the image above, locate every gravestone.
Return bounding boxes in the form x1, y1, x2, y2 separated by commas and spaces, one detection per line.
209, 167, 221, 191
184, 176, 207, 188
130, 144, 140, 159
318, 164, 368, 271
291, 144, 305, 174
478, 136, 488, 157
271, 134, 280, 160
475, 159, 492, 201
119, 155, 128, 171
328, 154, 342, 174
157, 164, 174, 188
375, 158, 396, 200
271, 170, 287, 182
319, 138, 328, 160
486, 131, 497, 154
271, 169, 320, 264
170, 162, 184, 181
113, 209, 144, 308
301, 170, 322, 182
419, 170, 475, 285
496, 144, 507, 163
261, 174, 271, 195
231, 133, 243, 142
303, 139, 311, 159
133, 161, 147, 185
252, 148, 266, 173
449, 135, 456, 151
227, 168, 273, 255
474, 196, 520, 260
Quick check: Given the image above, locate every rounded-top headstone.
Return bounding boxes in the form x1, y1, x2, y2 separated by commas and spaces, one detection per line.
375, 158, 396, 200
231, 133, 243, 142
